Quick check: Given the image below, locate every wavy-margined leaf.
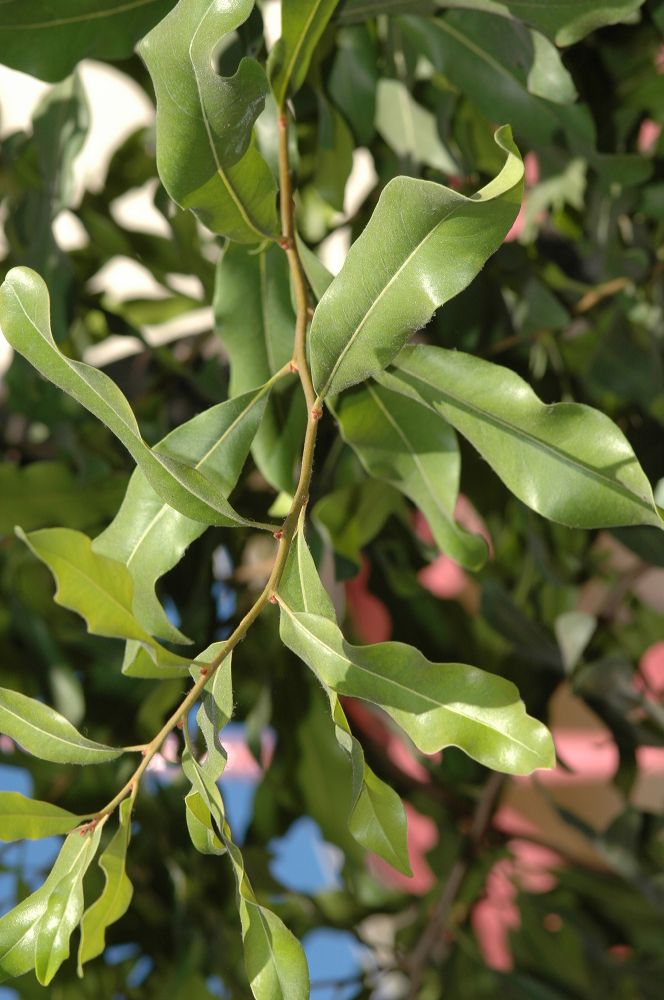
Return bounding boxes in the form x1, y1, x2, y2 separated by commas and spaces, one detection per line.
213, 244, 305, 493
0, 793, 85, 841
94, 381, 274, 643
0, 0, 175, 82
0, 825, 102, 984
280, 532, 411, 871
34, 823, 104, 986
331, 382, 488, 570
77, 797, 134, 972
0, 688, 123, 765
139, 0, 279, 242
0, 268, 264, 528
268, 0, 340, 108
182, 705, 309, 999
18, 526, 190, 672
380, 346, 663, 530
435, 0, 646, 46
309, 126, 523, 398
278, 603, 554, 775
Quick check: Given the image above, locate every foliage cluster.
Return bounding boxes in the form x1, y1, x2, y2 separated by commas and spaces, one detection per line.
0, 1, 663, 997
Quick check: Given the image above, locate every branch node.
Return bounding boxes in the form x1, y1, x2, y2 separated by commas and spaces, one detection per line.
289, 359, 299, 373
278, 237, 293, 251
268, 593, 278, 605
273, 528, 284, 540
310, 406, 323, 422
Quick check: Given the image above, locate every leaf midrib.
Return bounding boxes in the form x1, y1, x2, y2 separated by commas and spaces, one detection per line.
282, 604, 539, 757
0, 696, 116, 758
398, 363, 656, 516
1, 0, 158, 30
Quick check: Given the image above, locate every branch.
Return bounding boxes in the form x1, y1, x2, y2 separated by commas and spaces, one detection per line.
405, 772, 504, 998
94, 113, 319, 823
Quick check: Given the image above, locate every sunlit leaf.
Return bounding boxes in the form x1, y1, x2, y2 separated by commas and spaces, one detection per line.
0, 268, 265, 528
309, 126, 523, 397
78, 797, 134, 971
0, 688, 124, 766
381, 346, 663, 529
0, 794, 85, 841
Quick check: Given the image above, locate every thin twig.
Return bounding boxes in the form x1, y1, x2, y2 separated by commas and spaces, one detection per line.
405, 772, 504, 998
94, 113, 319, 823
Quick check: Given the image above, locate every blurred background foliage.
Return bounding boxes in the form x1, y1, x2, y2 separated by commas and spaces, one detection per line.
1, 1, 664, 996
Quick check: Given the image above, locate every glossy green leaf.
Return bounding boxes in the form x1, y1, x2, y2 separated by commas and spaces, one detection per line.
94, 381, 274, 642
0, 462, 126, 536
0, 0, 175, 82
331, 382, 487, 569
34, 823, 104, 985
376, 78, 457, 172
278, 602, 555, 774
381, 346, 663, 530
213, 243, 306, 493
400, 13, 581, 149
279, 530, 409, 873
0, 826, 102, 983
268, 0, 340, 107
309, 125, 523, 397
78, 797, 134, 972
0, 794, 85, 841
0, 688, 123, 765
139, 0, 279, 242
0, 267, 263, 528
436, 0, 646, 46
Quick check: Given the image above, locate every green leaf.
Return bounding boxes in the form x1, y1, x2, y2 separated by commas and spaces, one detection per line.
94, 381, 274, 642
0, 267, 265, 528
279, 531, 409, 874
328, 25, 378, 145
268, 0, 340, 108
182, 709, 309, 999
331, 382, 488, 570
19, 526, 164, 646
213, 244, 306, 493
0, 793, 85, 841
434, 0, 646, 46
0, 688, 123, 765
139, 0, 279, 242
380, 345, 663, 530
185, 790, 226, 856
77, 797, 134, 972
278, 605, 555, 774
376, 78, 457, 173
34, 823, 104, 985
0, 0, 175, 82
400, 14, 580, 147
0, 826, 102, 983
313, 479, 404, 568
0, 462, 126, 536
313, 94, 354, 211
309, 125, 523, 398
